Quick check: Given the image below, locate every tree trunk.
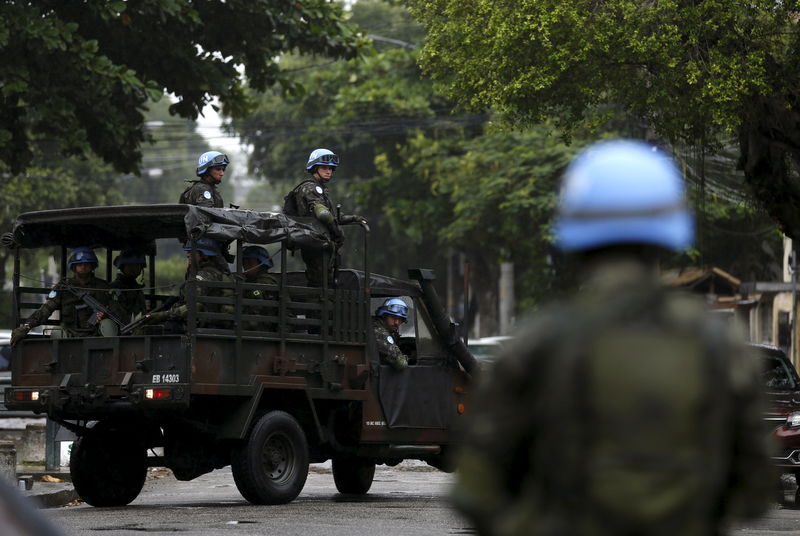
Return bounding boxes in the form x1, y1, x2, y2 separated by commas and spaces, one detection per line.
739, 94, 800, 240
464, 247, 499, 337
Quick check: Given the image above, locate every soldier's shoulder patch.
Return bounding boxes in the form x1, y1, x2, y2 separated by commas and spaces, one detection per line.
386, 335, 394, 345
48, 289, 57, 299
315, 186, 323, 195
203, 190, 212, 200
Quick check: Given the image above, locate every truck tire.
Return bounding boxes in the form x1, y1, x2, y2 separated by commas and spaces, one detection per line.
231, 410, 309, 504
70, 426, 147, 507
332, 455, 375, 494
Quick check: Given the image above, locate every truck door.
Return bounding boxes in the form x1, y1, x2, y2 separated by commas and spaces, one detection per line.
375, 297, 456, 429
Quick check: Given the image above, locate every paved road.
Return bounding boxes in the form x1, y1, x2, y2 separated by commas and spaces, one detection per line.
45, 463, 472, 536
41, 463, 800, 536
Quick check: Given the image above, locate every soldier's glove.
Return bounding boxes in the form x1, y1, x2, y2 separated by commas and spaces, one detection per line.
148, 311, 170, 323
338, 214, 368, 226
11, 324, 30, 346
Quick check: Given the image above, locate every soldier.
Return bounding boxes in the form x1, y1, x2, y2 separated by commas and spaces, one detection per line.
148, 238, 234, 329
285, 148, 366, 287
373, 298, 409, 371
109, 248, 147, 323
452, 140, 772, 535
241, 245, 278, 331
180, 150, 235, 267
179, 150, 228, 208
11, 247, 120, 344
242, 246, 276, 286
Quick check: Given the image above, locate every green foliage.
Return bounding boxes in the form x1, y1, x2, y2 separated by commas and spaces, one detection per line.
0, 0, 365, 174
116, 99, 219, 204
235, 0, 452, 183
154, 255, 189, 296
360, 124, 597, 309
408, 0, 800, 238
0, 153, 123, 326
409, 0, 798, 143
234, 0, 783, 330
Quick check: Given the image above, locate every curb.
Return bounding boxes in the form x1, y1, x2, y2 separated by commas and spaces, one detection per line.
17, 469, 78, 508
29, 486, 79, 508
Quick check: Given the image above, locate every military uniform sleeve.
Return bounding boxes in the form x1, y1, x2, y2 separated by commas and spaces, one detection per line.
297, 182, 326, 216
451, 315, 552, 535
188, 183, 217, 208
25, 293, 61, 327
374, 326, 409, 371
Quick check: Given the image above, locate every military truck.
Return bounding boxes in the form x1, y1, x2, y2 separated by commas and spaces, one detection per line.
4, 204, 476, 506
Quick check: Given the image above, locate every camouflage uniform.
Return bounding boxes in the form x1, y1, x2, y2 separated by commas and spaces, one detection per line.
244, 272, 279, 331
159, 263, 234, 328
109, 273, 146, 322
179, 180, 234, 266
24, 276, 116, 337
453, 258, 771, 536
373, 318, 409, 371
179, 179, 223, 208
294, 178, 343, 287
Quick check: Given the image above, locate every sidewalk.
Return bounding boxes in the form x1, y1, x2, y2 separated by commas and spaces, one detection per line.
17, 465, 77, 508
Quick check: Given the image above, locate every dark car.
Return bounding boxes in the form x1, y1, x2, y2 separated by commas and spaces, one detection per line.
753, 344, 800, 485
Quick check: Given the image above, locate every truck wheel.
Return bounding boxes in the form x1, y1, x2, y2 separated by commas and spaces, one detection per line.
231, 410, 309, 504
332, 455, 375, 494
70, 427, 147, 507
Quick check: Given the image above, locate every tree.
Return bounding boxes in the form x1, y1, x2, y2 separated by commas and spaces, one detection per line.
0, 0, 364, 175
408, 0, 800, 238
0, 153, 122, 325
115, 98, 219, 205
234, 0, 488, 286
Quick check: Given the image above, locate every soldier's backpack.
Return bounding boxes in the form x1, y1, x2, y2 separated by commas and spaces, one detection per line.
179, 180, 200, 204
282, 180, 315, 216
535, 288, 732, 534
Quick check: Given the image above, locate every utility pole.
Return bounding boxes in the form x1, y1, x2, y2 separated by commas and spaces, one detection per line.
499, 261, 514, 335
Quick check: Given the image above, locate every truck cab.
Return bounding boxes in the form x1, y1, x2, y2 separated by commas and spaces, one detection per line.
4, 204, 476, 506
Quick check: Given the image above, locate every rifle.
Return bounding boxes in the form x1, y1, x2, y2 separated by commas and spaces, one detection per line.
60, 282, 125, 327
119, 296, 180, 335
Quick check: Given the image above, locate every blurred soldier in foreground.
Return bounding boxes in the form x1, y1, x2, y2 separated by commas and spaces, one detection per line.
179, 151, 228, 208
11, 247, 121, 344
283, 148, 366, 287
452, 140, 771, 535
110, 248, 147, 322
373, 298, 410, 371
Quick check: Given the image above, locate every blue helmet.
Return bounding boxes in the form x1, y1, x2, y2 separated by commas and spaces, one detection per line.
376, 298, 409, 322
554, 139, 694, 252
68, 247, 99, 270
183, 238, 220, 256
242, 246, 274, 269
196, 151, 229, 177
305, 148, 339, 172
114, 249, 147, 268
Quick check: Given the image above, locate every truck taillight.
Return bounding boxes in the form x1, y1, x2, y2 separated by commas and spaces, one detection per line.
145, 388, 171, 400
13, 390, 39, 402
